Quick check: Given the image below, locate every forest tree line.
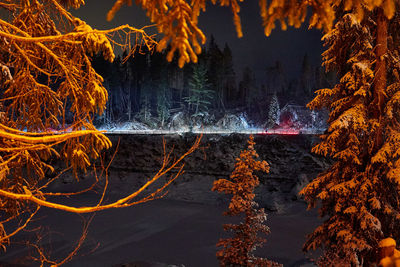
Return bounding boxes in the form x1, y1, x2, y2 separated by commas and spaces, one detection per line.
91, 35, 336, 128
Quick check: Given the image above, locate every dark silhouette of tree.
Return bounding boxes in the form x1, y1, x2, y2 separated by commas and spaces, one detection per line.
136, 71, 154, 125
207, 35, 225, 110
120, 50, 135, 121
239, 67, 259, 119
149, 50, 171, 127
166, 46, 186, 109
156, 82, 171, 128
300, 53, 315, 101
108, 55, 124, 121
266, 61, 288, 97
222, 43, 237, 108
130, 47, 151, 113
90, 52, 112, 124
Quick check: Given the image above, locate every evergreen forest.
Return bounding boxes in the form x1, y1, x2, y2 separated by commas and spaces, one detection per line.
91, 36, 335, 131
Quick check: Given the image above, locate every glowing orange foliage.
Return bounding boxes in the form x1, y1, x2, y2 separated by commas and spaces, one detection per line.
299, 2, 400, 266
0, 1, 199, 265
108, 0, 396, 68
212, 135, 281, 267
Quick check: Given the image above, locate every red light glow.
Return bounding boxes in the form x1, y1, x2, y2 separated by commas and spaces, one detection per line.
262, 129, 300, 135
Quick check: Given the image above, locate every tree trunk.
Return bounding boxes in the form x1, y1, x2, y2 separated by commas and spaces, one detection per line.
128, 81, 132, 121
219, 84, 226, 111
373, 8, 388, 152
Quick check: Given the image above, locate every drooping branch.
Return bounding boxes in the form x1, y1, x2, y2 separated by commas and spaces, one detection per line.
0, 128, 105, 145
0, 135, 201, 214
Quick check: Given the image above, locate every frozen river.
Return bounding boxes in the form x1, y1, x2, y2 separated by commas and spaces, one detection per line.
0, 133, 326, 267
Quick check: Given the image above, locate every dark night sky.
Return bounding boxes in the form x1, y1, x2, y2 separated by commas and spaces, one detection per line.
72, 1, 325, 85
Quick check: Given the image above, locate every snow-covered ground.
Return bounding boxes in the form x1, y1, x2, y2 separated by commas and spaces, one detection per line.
0, 194, 321, 267
97, 123, 323, 135
0, 166, 323, 266
96, 112, 326, 136
0, 131, 326, 267
99, 128, 267, 135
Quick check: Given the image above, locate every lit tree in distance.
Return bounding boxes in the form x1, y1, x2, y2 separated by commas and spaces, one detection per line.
0, 0, 200, 265
184, 63, 214, 116
266, 92, 280, 129
212, 135, 281, 267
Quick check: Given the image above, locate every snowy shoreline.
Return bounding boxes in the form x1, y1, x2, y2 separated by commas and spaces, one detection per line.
102, 129, 322, 135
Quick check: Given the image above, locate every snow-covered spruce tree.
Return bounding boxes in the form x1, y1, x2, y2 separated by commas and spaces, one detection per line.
299, 4, 400, 266
266, 92, 280, 129
212, 135, 281, 267
184, 63, 214, 116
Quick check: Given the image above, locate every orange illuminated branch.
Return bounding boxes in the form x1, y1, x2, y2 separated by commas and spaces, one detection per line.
0, 206, 40, 244
0, 135, 201, 214
0, 19, 152, 45
0, 129, 107, 145
108, 0, 397, 68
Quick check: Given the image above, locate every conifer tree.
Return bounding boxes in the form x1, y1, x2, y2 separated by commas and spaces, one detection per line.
266, 92, 280, 129
207, 35, 225, 110
300, 53, 314, 101
147, 49, 171, 127
137, 86, 153, 125
108, 55, 123, 121
184, 63, 214, 116
266, 61, 287, 96
125, 45, 152, 115
157, 83, 171, 128
298, 6, 400, 264
240, 67, 260, 117
222, 43, 237, 108
121, 50, 135, 121
212, 135, 281, 267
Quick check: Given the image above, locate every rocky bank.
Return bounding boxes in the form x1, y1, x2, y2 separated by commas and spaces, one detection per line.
53, 133, 330, 213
